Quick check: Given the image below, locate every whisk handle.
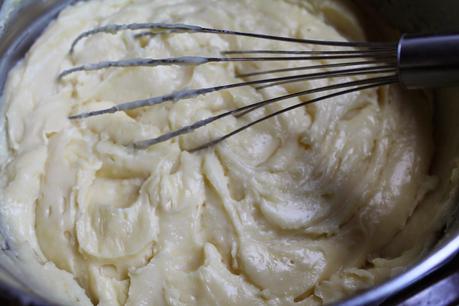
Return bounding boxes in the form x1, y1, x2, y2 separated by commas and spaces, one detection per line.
398, 33, 459, 89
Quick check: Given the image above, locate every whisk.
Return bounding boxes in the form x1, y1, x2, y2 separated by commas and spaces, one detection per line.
58, 24, 459, 152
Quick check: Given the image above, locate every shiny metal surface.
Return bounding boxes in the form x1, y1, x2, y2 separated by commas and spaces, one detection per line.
397, 33, 459, 89
0, 1, 458, 305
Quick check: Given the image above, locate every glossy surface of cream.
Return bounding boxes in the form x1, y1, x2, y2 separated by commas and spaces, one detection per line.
0, 0, 453, 305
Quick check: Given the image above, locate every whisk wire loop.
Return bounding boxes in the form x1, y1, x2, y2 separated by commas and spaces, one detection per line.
69, 23, 396, 54
62, 23, 399, 151
132, 75, 397, 150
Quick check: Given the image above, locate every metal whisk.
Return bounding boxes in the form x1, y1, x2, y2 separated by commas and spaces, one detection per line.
59, 23, 459, 151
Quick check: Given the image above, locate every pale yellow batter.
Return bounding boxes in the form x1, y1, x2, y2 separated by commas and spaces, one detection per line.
0, 0, 457, 305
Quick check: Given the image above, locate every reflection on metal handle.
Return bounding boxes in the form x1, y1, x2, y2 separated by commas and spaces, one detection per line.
398, 33, 459, 89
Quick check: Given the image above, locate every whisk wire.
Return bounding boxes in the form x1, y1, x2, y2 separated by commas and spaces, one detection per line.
132, 75, 397, 150
254, 65, 396, 89
58, 53, 396, 79
221, 49, 397, 55
69, 23, 397, 54
237, 60, 396, 77
68, 65, 396, 120
187, 77, 398, 152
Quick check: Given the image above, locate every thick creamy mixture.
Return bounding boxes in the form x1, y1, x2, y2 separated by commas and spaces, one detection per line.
0, 0, 457, 305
